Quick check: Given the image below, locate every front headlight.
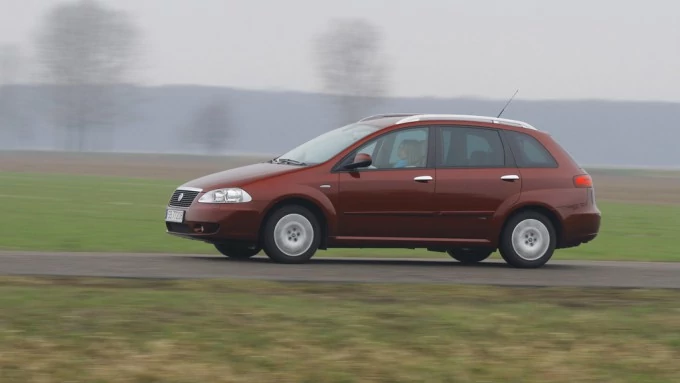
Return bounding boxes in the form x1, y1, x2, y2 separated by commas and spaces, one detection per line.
198, 188, 252, 203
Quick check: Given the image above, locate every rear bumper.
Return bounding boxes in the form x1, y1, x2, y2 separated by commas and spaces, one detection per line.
165, 203, 262, 243
557, 205, 601, 248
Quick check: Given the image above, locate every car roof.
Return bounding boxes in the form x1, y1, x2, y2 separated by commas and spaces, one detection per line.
358, 113, 538, 131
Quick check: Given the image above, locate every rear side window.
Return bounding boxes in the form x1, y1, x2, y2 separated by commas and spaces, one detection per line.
439, 126, 505, 167
504, 130, 557, 168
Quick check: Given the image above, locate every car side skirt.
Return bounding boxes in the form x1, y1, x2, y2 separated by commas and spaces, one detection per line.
329, 236, 491, 248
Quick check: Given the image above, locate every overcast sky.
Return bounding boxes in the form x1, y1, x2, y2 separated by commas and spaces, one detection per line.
1, 0, 679, 101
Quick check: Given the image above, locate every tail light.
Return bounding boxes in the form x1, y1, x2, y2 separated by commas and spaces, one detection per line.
573, 174, 593, 188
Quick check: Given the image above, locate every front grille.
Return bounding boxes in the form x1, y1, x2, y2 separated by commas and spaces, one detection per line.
168, 189, 199, 207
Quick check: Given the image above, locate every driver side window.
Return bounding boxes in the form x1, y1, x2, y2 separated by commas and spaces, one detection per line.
352, 127, 429, 169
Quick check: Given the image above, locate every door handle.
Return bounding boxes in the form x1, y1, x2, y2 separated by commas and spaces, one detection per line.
501, 174, 520, 181
414, 175, 433, 182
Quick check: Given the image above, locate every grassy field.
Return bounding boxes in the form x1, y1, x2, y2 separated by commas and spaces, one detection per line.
0, 276, 678, 382
1, 170, 679, 261
1, 153, 679, 382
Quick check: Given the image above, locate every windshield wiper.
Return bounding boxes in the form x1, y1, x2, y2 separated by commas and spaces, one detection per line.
273, 158, 307, 166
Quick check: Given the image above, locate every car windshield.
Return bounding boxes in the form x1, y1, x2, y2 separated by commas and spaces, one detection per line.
273, 123, 380, 165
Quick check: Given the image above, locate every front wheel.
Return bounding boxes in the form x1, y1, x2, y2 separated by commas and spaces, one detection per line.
261, 205, 321, 264
214, 243, 260, 259
499, 211, 556, 268
447, 248, 493, 264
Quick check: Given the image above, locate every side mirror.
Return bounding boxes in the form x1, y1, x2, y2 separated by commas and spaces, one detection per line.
344, 153, 372, 170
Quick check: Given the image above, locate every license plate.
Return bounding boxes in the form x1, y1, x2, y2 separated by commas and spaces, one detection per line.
165, 209, 184, 223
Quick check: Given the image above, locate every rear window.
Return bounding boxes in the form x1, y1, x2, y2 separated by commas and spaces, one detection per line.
504, 130, 558, 168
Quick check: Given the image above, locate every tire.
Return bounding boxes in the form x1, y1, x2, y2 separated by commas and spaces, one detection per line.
447, 247, 493, 264
261, 205, 321, 264
499, 210, 556, 268
214, 243, 260, 259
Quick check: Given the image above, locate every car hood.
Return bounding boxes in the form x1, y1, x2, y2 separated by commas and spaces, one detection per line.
179, 162, 301, 191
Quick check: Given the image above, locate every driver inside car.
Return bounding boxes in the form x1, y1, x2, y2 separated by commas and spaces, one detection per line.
393, 139, 421, 168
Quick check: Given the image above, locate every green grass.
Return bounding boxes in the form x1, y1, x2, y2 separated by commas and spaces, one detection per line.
1, 171, 679, 261
0, 276, 678, 382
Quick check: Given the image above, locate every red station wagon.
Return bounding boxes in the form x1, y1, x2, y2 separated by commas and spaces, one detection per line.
165, 114, 601, 268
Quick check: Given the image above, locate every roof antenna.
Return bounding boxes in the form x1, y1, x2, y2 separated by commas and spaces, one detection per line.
496, 89, 519, 118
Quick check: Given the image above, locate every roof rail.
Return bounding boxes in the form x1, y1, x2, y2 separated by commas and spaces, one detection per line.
394, 114, 538, 130
359, 113, 419, 122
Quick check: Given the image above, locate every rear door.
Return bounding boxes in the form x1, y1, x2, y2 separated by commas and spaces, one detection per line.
335, 126, 437, 239
432, 125, 522, 240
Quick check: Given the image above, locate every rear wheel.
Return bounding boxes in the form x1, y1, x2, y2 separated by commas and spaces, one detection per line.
214, 243, 260, 259
499, 211, 556, 268
447, 248, 493, 264
261, 205, 320, 264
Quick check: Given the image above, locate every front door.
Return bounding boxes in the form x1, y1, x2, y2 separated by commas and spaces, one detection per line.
433, 125, 522, 240
336, 126, 437, 239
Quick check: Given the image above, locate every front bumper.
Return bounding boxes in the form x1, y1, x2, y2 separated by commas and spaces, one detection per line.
165, 202, 262, 243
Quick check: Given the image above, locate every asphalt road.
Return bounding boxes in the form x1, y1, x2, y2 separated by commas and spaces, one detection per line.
1, 251, 679, 288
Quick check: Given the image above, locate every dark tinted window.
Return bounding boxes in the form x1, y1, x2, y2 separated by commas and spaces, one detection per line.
439, 127, 505, 167
504, 130, 557, 167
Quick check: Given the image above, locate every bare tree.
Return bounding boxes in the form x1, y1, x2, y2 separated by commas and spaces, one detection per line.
313, 18, 390, 125
35, 0, 141, 151
184, 98, 231, 154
